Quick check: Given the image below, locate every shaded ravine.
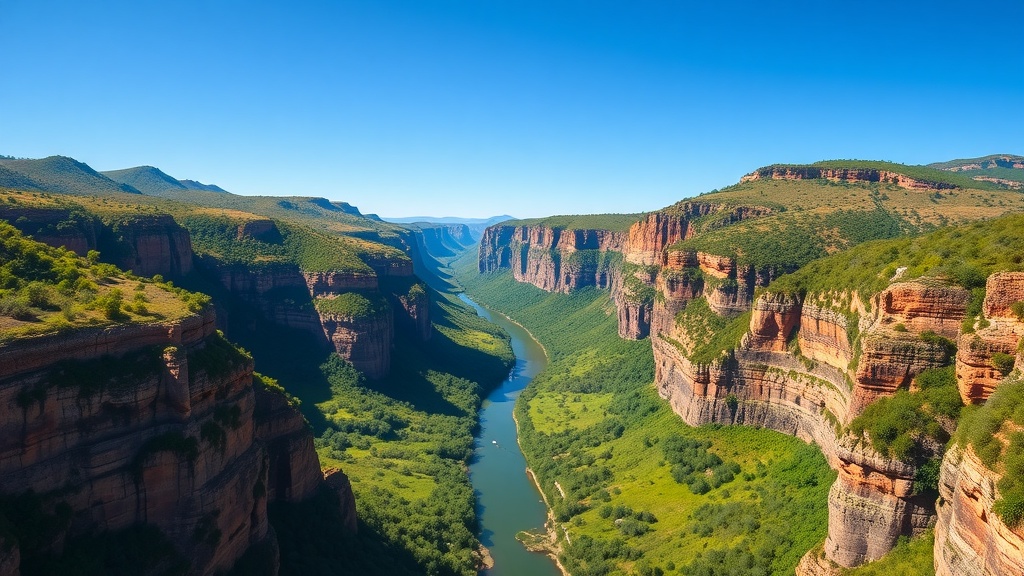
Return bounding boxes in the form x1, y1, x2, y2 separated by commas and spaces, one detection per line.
459, 293, 562, 576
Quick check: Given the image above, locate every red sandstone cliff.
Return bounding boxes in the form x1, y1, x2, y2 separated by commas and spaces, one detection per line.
652, 279, 980, 569
741, 165, 959, 191
0, 307, 353, 575
935, 445, 1024, 576
478, 224, 626, 293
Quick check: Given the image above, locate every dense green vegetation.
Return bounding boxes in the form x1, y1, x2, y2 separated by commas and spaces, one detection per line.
768, 212, 1024, 300
183, 213, 375, 273
507, 213, 645, 232
0, 156, 141, 196
314, 293, 389, 318
848, 367, 961, 463
672, 297, 751, 364
670, 208, 909, 271
458, 255, 833, 576
215, 253, 513, 576
955, 377, 1024, 527
0, 221, 206, 340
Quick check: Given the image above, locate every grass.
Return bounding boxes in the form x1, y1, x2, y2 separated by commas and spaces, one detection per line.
748, 159, 1005, 190
456, 254, 834, 576
0, 221, 202, 342
842, 531, 935, 576
505, 213, 646, 232
767, 212, 1024, 300
529, 392, 613, 434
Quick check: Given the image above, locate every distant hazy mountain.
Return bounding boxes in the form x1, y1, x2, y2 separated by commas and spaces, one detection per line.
102, 166, 229, 196
381, 215, 514, 225
382, 214, 514, 241
0, 156, 141, 196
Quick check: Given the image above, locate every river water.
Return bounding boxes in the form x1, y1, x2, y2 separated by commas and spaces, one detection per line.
459, 294, 562, 576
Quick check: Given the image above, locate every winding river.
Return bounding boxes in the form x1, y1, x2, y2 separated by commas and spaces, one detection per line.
459, 294, 562, 576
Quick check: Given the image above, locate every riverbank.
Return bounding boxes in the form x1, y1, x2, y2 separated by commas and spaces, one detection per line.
514, 408, 571, 576
459, 293, 562, 576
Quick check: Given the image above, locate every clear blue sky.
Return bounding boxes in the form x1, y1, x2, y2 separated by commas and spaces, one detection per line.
2, 1, 1021, 218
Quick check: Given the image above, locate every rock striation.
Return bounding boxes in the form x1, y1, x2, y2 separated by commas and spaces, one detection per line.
479, 224, 626, 293
0, 207, 193, 278
934, 445, 1024, 576
0, 308, 347, 575
741, 165, 959, 191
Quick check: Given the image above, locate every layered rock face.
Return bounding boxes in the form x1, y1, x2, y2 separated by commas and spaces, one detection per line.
741, 166, 959, 191
956, 272, 1024, 404
112, 215, 194, 277
319, 307, 395, 380
0, 208, 193, 278
0, 309, 340, 575
478, 224, 626, 293
935, 445, 1024, 576
654, 280, 971, 568
206, 259, 426, 379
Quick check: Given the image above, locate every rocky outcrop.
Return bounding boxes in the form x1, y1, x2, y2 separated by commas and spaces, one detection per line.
741, 165, 959, 191
956, 273, 1024, 404
319, 308, 394, 380
0, 308, 342, 575
935, 445, 1024, 576
254, 386, 321, 504
0, 209, 193, 278
653, 278, 976, 568
478, 224, 626, 293
324, 469, 358, 536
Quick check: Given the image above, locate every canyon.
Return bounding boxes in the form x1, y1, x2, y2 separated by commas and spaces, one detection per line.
478, 167, 1024, 574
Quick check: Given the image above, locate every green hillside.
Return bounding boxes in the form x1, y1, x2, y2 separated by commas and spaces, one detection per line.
0, 156, 141, 196
505, 213, 645, 232
102, 166, 189, 196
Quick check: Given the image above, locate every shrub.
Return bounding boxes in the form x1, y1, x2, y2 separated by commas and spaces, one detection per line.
991, 352, 1016, 376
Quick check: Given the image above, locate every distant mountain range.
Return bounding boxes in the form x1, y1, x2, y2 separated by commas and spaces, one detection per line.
0, 156, 229, 198
382, 215, 514, 239
101, 165, 228, 196
381, 215, 515, 225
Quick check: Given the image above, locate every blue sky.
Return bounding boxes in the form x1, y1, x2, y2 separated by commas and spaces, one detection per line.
1, 1, 1021, 218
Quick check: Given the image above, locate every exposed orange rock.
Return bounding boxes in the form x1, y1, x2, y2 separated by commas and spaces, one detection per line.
478, 224, 626, 293
654, 277, 971, 568
0, 308, 342, 575
741, 166, 958, 191
935, 445, 1024, 576
747, 292, 801, 352
850, 333, 951, 414
625, 213, 693, 266
319, 309, 394, 380
955, 273, 1024, 404
879, 282, 969, 339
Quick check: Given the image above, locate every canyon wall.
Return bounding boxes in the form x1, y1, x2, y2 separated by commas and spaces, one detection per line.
0, 308, 350, 575
741, 166, 959, 191
478, 224, 627, 293
476, 198, 1024, 572
0, 207, 193, 278
935, 445, 1024, 576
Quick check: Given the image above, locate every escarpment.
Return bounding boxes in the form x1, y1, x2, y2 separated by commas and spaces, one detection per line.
741, 165, 960, 191
479, 224, 626, 293
653, 280, 972, 567
0, 308, 344, 575
0, 207, 193, 278
956, 272, 1024, 404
